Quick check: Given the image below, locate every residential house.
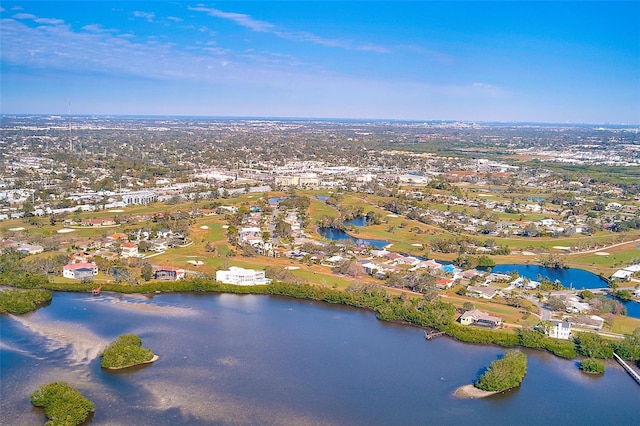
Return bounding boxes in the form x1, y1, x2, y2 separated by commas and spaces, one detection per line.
120, 242, 139, 258
466, 285, 499, 299
611, 269, 633, 281
459, 309, 502, 328
82, 218, 115, 227
16, 244, 44, 255
215, 267, 271, 285
156, 229, 172, 239
63, 262, 99, 280
436, 278, 453, 289
70, 252, 92, 264
570, 315, 605, 331
459, 269, 482, 280
153, 266, 186, 281
547, 320, 572, 339
107, 232, 128, 241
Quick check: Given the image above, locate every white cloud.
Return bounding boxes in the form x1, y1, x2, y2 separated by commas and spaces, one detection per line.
12, 13, 36, 19
188, 6, 273, 32
133, 11, 155, 22
34, 17, 64, 25
471, 82, 510, 98
167, 16, 183, 22
189, 6, 389, 53
82, 24, 115, 34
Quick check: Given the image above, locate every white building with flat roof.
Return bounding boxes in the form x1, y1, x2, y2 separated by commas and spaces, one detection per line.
216, 267, 271, 286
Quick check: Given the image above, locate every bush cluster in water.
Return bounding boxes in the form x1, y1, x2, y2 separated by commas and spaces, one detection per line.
30, 381, 94, 426
475, 350, 528, 392
101, 334, 155, 369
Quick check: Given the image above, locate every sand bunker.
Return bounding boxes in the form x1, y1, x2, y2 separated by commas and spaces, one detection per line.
595, 252, 610, 256
109, 209, 124, 213
411, 243, 422, 247
8, 227, 25, 231
387, 214, 398, 218
200, 225, 209, 229
553, 246, 571, 251
57, 228, 75, 233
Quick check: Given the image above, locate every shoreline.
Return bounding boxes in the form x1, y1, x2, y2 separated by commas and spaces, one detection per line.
453, 384, 500, 399
104, 354, 159, 370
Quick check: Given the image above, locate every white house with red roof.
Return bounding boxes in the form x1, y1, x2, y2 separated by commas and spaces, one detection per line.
120, 241, 139, 258
63, 262, 99, 280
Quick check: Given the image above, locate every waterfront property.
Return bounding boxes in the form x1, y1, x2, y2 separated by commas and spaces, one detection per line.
62, 262, 99, 280
153, 266, 186, 281
215, 266, 272, 285
547, 320, 572, 340
459, 309, 502, 328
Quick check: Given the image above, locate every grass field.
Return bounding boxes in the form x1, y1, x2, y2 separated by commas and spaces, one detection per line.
610, 315, 640, 335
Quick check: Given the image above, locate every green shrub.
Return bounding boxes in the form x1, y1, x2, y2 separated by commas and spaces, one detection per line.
580, 358, 605, 374
30, 381, 94, 426
101, 334, 155, 369
542, 337, 577, 359
575, 332, 614, 359
475, 350, 528, 392
0, 288, 52, 314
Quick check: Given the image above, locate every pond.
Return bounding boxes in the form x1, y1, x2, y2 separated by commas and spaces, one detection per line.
488, 264, 609, 290
317, 226, 389, 249
344, 216, 368, 227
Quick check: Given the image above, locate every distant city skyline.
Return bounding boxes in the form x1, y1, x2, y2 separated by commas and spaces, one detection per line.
1, 1, 638, 124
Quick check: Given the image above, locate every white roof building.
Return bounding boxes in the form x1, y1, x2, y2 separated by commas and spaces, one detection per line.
216, 267, 271, 286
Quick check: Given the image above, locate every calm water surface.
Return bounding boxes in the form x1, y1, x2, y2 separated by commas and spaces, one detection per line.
489, 264, 609, 290
317, 227, 389, 249
1, 292, 639, 425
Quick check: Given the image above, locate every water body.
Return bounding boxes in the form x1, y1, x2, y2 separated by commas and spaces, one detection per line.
315, 195, 329, 202
489, 264, 609, 290
317, 226, 389, 249
344, 216, 368, 227
607, 295, 640, 319
2, 292, 639, 425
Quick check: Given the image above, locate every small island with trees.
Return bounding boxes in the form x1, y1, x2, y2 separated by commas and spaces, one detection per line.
455, 350, 528, 399
100, 334, 158, 370
579, 358, 606, 374
30, 381, 94, 426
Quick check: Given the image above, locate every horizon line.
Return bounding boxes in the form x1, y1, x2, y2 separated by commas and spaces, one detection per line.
1, 113, 638, 128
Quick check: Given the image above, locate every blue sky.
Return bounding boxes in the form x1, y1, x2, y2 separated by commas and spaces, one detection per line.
1, 1, 638, 123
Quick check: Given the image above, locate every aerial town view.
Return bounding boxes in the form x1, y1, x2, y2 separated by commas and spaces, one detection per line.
1, 1, 639, 425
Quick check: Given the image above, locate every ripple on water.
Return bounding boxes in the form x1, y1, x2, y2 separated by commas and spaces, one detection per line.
9, 315, 108, 365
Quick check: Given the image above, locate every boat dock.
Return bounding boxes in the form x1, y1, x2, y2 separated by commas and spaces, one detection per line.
424, 330, 445, 340
613, 352, 640, 386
